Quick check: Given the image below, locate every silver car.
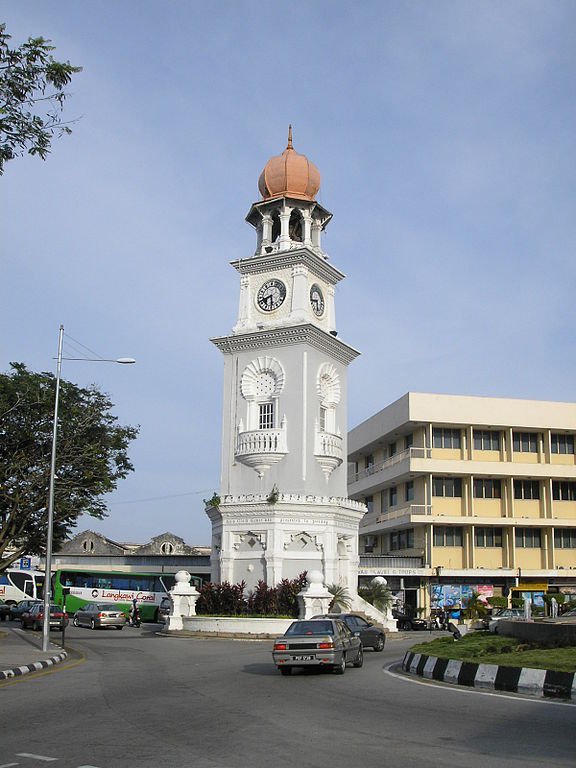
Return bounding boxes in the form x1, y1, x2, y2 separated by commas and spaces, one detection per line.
272, 618, 363, 676
73, 603, 127, 630
488, 608, 525, 633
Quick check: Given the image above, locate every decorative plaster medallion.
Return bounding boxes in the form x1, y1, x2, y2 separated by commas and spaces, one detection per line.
317, 363, 341, 405
241, 357, 285, 401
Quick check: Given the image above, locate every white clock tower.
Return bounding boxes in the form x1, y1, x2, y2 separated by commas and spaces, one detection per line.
207, 129, 366, 593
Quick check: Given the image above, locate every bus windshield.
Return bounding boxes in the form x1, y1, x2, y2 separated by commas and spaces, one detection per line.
0, 570, 45, 604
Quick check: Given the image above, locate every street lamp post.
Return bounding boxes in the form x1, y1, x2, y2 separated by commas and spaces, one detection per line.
42, 324, 135, 652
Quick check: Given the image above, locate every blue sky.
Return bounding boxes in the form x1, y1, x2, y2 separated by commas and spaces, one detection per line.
3, 2, 575, 546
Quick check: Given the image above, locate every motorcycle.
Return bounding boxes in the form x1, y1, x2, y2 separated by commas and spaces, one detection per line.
127, 605, 141, 627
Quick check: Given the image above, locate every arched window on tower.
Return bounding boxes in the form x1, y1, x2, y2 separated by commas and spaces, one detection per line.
319, 406, 327, 432
288, 210, 303, 242
236, 357, 288, 476
240, 357, 285, 432
271, 211, 281, 242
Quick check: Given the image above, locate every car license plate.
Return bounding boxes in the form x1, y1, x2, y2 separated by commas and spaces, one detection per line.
294, 655, 315, 661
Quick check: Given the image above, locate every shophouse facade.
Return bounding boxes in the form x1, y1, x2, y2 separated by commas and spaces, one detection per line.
349, 392, 576, 614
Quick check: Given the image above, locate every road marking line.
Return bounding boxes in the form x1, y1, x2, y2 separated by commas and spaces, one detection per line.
383, 661, 576, 707
0, 762, 20, 767
16, 756, 58, 762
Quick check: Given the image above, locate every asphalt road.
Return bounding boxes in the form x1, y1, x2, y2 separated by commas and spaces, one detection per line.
1, 625, 574, 768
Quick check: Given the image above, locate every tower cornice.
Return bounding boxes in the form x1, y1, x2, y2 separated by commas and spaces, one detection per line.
230, 247, 345, 286
211, 323, 360, 365
246, 196, 332, 229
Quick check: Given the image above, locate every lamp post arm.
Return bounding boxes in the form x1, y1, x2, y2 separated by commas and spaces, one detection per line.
42, 324, 64, 652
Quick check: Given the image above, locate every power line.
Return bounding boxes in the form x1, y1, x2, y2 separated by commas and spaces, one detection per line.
64, 331, 106, 360
108, 489, 216, 505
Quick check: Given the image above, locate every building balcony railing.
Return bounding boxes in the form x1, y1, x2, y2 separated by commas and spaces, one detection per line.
359, 554, 424, 569
314, 431, 343, 479
376, 504, 432, 523
349, 446, 431, 484
235, 427, 288, 478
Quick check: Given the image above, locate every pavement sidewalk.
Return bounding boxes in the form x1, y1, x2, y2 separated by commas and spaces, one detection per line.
0, 624, 68, 680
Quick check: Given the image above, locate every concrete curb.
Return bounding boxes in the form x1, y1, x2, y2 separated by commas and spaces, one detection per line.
402, 651, 576, 700
0, 650, 68, 681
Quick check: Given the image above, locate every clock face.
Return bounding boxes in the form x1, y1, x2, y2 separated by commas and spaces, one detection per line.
257, 279, 286, 312
310, 284, 325, 316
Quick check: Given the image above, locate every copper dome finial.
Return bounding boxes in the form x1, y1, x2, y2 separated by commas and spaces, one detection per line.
258, 129, 320, 202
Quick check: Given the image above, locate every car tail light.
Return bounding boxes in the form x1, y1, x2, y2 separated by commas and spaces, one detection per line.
318, 641, 334, 649
273, 642, 287, 651
98, 613, 105, 618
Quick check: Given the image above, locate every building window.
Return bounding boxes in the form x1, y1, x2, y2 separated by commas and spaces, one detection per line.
365, 454, 374, 471
433, 526, 463, 547
432, 476, 462, 498
405, 480, 414, 502
552, 481, 576, 501
160, 542, 174, 555
551, 434, 575, 455
390, 529, 414, 550
81, 539, 94, 552
319, 406, 327, 432
473, 478, 502, 499
363, 535, 376, 553
364, 495, 374, 514
473, 430, 500, 451
433, 428, 461, 449
389, 486, 398, 507
404, 433, 413, 450
389, 442, 397, 457
475, 527, 503, 547
513, 432, 538, 453
554, 529, 576, 548
514, 479, 541, 500
259, 402, 274, 430
515, 528, 541, 548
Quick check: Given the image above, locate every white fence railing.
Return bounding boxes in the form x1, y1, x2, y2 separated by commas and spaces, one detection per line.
349, 446, 431, 484
376, 504, 433, 523
314, 431, 343, 459
236, 428, 287, 457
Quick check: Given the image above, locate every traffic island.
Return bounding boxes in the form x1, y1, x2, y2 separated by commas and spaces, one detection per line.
402, 649, 576, 700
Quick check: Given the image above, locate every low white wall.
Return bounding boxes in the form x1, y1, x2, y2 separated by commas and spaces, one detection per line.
180, 616, 294, 636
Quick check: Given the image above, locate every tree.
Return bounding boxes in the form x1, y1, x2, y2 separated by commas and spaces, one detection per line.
327, 584, 352, 612
462, 591, 489, 620
0, 363, 138, 571
359, 579, 393, 613
0, 23, 82, 174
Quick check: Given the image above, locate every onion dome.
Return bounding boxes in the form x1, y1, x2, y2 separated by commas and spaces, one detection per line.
258, 126, 321, 202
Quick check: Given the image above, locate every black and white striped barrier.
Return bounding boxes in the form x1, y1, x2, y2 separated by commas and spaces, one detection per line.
403, 651, 576, 700
0, 650, 68, 681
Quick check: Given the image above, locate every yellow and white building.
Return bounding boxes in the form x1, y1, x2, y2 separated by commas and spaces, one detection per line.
348, 393, 576, 613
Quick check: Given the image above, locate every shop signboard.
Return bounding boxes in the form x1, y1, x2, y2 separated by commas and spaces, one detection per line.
431, 583, 495, 610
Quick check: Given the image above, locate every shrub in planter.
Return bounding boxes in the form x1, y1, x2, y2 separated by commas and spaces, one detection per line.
247, 580, 278, 615
195, 573, 308, 618
196, 581, 247, 615
487, 595, 508, 610
276, 573, 308, 618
